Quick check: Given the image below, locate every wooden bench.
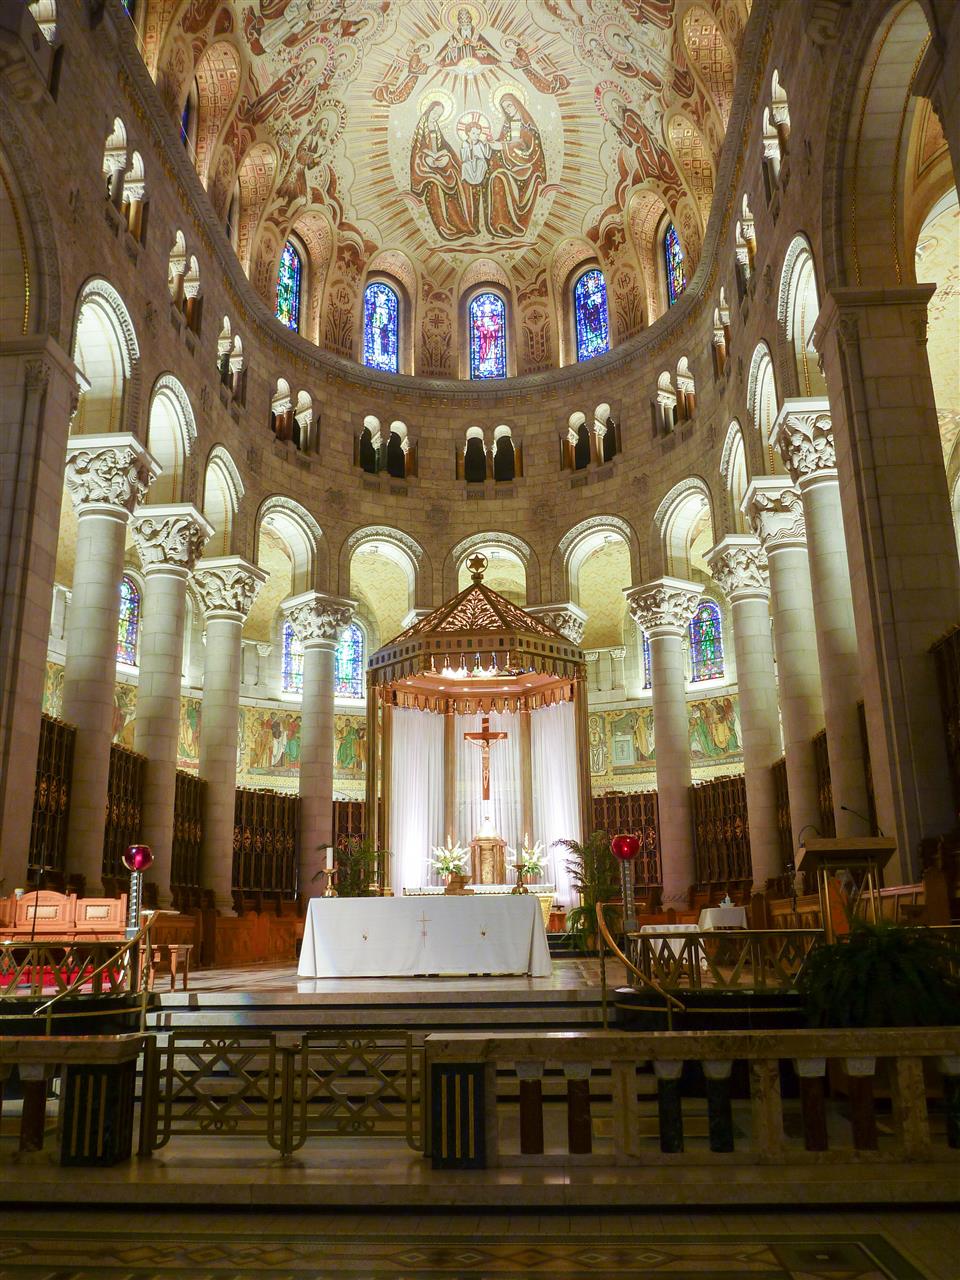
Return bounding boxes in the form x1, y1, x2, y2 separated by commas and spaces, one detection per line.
0, 890, 127, 941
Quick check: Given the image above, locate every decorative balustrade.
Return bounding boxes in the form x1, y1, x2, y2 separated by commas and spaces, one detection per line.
424, 1028, 960, 1184
626, 927, 823, 992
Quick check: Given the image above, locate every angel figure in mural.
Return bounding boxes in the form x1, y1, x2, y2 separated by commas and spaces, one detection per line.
486, 93, 548, 238
409, 100, 474, 240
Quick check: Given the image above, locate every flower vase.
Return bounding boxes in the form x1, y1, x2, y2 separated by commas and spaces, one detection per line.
444, 871, 473, 896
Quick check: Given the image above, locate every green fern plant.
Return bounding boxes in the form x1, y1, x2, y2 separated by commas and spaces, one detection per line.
797, 922, 960, 1027
554, 831, 620, 950
334, 838, 386, 898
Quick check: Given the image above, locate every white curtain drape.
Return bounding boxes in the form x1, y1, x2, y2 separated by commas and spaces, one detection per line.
389, 707, 445, 892
531, 700, 582, 907
455, 710, 521, 858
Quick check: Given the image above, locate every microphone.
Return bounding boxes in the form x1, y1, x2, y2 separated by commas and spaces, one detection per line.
840, 804, 884, 837
796, 824, 820, 847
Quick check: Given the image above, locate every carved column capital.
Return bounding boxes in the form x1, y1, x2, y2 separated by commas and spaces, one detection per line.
771, 397, 837, 487
706, 534, 770, 602
624, 576, 701, 636
132, 504, 213, 576
525, 601, 588, 645
282, 590, 356, 649
64, 434, 159, 517
193, 556, 267, 621
741, 478, 807, 553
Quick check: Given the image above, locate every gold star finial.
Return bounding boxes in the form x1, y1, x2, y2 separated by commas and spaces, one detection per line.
466, 552, 488, 584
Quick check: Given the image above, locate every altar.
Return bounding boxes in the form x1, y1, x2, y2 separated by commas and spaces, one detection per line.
298, 895, 552, 978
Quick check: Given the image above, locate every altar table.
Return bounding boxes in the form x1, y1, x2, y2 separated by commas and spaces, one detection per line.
698, 905, 748, 930
298, 896, 552, 978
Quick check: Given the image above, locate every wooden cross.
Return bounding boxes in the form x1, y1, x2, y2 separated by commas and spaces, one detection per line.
464, 715, 508, 802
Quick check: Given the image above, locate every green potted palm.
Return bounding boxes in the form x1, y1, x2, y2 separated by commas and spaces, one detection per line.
334, 838, 386, 898
555, 831, 620, 951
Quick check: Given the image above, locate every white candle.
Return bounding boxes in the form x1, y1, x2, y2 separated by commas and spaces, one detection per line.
326, 846, 334, 871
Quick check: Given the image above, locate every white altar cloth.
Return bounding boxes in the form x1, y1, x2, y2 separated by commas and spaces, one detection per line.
698, 905, 748, 930
298, 896, 552, 978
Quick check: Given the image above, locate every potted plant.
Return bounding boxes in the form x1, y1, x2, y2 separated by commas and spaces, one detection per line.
555, 831, 621, 951
333, 838, 386, 898
430, 840, 472, 895
797, 921, 960, 1027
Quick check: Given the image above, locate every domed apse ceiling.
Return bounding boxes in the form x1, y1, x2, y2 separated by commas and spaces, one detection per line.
151, 0, 746, 373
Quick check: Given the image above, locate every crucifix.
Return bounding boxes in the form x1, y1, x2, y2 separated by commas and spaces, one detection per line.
464, 714, 508, 801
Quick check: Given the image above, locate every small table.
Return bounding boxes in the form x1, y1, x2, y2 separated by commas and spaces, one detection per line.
698, 905, 748, 930
638, 921, 700, 958
150, 943, 192, 991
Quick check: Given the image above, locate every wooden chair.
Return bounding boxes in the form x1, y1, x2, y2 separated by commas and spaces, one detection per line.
149, 943, 193, 991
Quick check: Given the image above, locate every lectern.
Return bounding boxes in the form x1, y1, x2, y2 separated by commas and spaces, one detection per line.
796, 837, 898, 943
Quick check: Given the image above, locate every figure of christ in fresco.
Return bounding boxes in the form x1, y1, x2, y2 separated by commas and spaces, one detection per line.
460, 121, 492, 232
486, 94, 548, 239
438, 7, 499, 69
409, 101, 475, 241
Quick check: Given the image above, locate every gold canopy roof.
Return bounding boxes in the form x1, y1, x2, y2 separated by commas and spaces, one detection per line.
367, 555, 585, 711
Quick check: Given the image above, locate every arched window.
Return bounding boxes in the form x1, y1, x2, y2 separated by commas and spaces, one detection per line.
276, 241, 302, 332
574, 268, 610, 362
469, 292, 506, 380
689, 600, 724, 682
664, 222, 687, 308
281, 619, 304, 694
117, 575, 140, 666
641, 632, 652, 689
335, 622, 364, 699
363, 282, 400, 374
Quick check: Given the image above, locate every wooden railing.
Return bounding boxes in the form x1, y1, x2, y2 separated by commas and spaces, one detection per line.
626, 928, 823, 992
29, 713, 75, 879
595, 901, 685, 1029
425, 1028, 960, 1187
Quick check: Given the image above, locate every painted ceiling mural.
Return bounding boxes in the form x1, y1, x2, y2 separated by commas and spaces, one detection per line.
149, 0, 745, 374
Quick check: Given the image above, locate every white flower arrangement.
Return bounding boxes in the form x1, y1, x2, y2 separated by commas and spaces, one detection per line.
507, 837, 545, 880
429, 839, 469, 878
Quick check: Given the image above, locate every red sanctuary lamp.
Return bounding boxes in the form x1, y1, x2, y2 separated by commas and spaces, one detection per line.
610, 833, 641, 934
122, 844, 153, 938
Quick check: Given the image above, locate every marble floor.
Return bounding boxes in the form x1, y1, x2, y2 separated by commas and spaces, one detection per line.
0, 1207, 954, 1279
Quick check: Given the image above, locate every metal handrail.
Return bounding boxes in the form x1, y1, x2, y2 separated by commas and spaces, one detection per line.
596, 900, 685, 1030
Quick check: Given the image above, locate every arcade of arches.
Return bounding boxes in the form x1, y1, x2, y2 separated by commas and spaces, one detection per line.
1, 0, 959, 922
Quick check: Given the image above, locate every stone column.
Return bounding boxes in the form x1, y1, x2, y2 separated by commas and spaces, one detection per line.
61, 435, 159, 891
193, 558, 266, 909
706, 536, 783, 891
0, 341, 76, 885
131, 506, 212, 905
625, 578, 701, 907
743, 479, 824, 853
814, 287, 960, 877
772, 398, 869, 836
282, 591, 355, 894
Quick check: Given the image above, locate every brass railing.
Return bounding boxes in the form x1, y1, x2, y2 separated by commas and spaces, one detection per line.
627, 927, 824, 993
595, 901, 685, 1029
140, 1029, 423, 1158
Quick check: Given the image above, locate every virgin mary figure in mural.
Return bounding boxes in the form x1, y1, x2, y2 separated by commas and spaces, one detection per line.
409, 100, 474, 241
486, 93, 547, 238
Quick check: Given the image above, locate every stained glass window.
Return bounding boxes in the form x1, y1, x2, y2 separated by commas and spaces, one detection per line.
281, 620, 304, 695
664, 222, 687, 308
574, 269, 610, 362
363, 282, 399, 373
117, 575, 140, 666
122, 0, 136, 15
689, 600, 724, 682
334, 623, 364, 699
469, 292, 506, 380
275, 241, 302, 332
641, 632, 652, 689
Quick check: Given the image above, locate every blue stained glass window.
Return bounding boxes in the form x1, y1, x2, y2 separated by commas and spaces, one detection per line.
574, 269, 610, 362
469, 292, 506, 380
282, 620, 304, 694
117, 575, 140, 665
275, 241, 302, 331
689, 600, 724, 682
664, 222, 687, 308
641, 632, 652, 689
363, 282, 399, 373
334, 623, 364, 699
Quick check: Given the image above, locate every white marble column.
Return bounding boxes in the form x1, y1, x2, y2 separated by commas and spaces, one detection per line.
706, 536, 783, 891
772, 399, 869, 836
282, 591, 355, 894
131, 506, 212, 905
625, 578, 701, 907
743, 479, 824, 853
193, 557, 267, 909
814, 288, 960, 878
61, 435, 158, 892
0, 341, 76, 883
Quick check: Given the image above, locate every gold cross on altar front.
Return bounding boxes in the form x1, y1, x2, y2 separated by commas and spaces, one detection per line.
464, 715, 508, 801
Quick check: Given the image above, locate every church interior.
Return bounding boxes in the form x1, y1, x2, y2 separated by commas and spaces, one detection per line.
0, 0, 958, 1274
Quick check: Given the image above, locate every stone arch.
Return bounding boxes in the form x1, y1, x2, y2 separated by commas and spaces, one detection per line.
341, 525, 427, 605
236, 142, 278, 276
778, 234, 828, 397
556, 517, 636, 651
666, 111, 715, 235
0, 97, 60, 340
719, 420, 750, 534
653, 476, 716, 580
554, 515, 639, 603
346, 526, 426, 642
201, 445, 244, 557
446, 531, 539, 604
254, 496, 325, 595
70, 277, 140, 436
192, 40, 241, 188
146, 374, 196, 504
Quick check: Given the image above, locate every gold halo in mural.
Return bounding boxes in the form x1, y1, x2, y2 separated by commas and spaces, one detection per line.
416, 87, 457, 126
456, 110, 493, 141
440, 0, 490, 34
490, 80, 528, 114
